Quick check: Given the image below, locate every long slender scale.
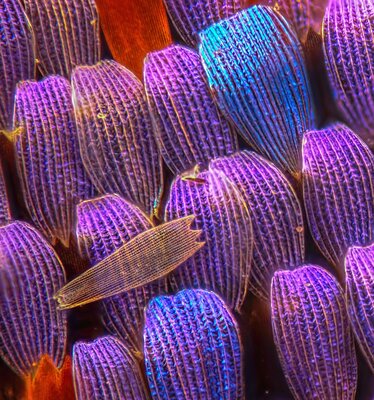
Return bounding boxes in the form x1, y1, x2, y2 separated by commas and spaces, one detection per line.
302, 124, 374, 268
0, 221, 67, 377
345, 244, 374, 372
0, 161, 11, 224
0, 0, 35, 130
163, 0, 242, 46
199, 5, 315, 175
271, 265, 357, 400
72, 60, 163, 217
323, 0, 374, 147
73, 336, 149, 400
56, 215, 203, 309
165, 168, 252, 311
14, 76, 94, 247
76, 194, 168, 352
144, 44, 238, 175
211, 150, 305, 300
144, 289, 244, 400
23, 0, 100, 77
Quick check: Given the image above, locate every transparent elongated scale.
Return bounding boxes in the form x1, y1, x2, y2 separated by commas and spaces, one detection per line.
14, 76, 94, 247
345, 244, 374, 372
323, 0, 374, 147
271, 265, 357, 400
0, 161, 11, 225
73, 336, 149, 400
0, 0, 35, 130
144, 289, 244, 400
165, 168, 252, 311
144, 44, 238, 175
23, 0, 100, 77
211, 150, 305, 300
0, 221, 67, 377
72, 60, 163, 217
302, 124, 374, 268
199, 5, 315, 175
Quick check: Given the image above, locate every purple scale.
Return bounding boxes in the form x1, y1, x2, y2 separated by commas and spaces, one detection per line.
73, 336, 149, 400
76, 194, 168, 353
144, 289, 244, 400
0, 221, 67, 377
163, 0, 242, 46
144, 44, 238, 175
0, 161, 11, 225
165, 167, 252, 311
323, 0, 374, 147
72, 60, 163, 217
211, 150, 305, 300
0, 0, 35, 130
199, 5, 316, 175
23, 0, 101, 77
345, 243, 374, 372
14, 76, 94, 247
302, 124, 374, 268
271, 265, 357, 400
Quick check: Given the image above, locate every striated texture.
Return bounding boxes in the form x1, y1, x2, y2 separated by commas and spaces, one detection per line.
75, 194, 168, 351
271, 265, 357, 400
0, 221, 67, 377
163, 0, 243, 46
323, 0, 374, 146
0, 0, 35, 130
302, 124, 374, 268
345, 244, 374, 372
14, 76, 94, 247
211, 150, 304, 300
144, 289, 243, 400
199, 5, 315, 175
73, 336, 149, 400
0, 161, 11, 224
144, 44, 238, 175
165, 168, 252, 311
23, 0, 100, 77
72, 60, 163, 217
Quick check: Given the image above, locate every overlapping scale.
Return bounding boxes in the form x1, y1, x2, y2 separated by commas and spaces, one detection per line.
323, 0, 374, 147
163, 0, 242, 46
0, 221, 67, 377
0, 0, 35, 130
73, 336, 149, 400
0, 162, 11, 225
14, 76, 94, 247
144, 44, 238, 175
144, 289, 243, 399
211, 150, 304, 300
165, 168, 252, 311
302, 124, 374, 268
345, 244, 374, 372
271, 265, 357, 400
76, 194, 167, 352
72, 60, 163, 217
199, 5, 315, 175
23, 0, 100, 77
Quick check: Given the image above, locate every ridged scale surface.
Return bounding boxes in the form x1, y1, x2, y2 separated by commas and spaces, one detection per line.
144, 289, 243, 400
0, 221, 67, 377
0, 162, 10, 224
271, 265, 357, 400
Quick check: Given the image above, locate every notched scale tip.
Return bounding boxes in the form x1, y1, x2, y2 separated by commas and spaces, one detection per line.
144, 44, 238, 175
211, 150, 305, 300
72, 59, 163, 217
0, 221, 67, 377
23, 0, 100, 77
199, 5, 316, 175
271, 265, 358, 400
345, 244, 374, 372
55, 215, 204, 310
144, 289, 244, 400
73, 336, 149, 400
323, 0, 374, 147
302, 124, 374, 269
